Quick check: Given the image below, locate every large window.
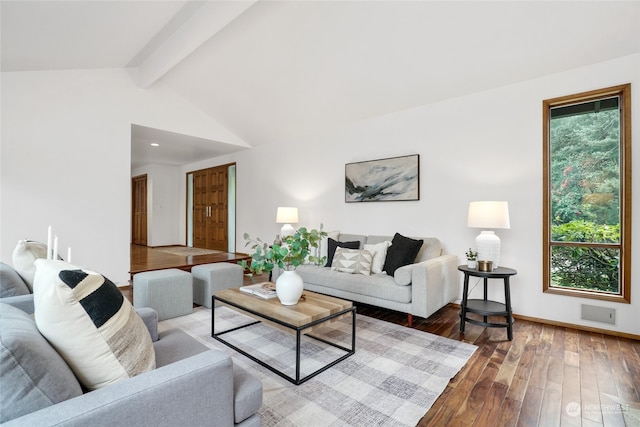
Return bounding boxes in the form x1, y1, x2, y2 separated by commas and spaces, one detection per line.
543, 84, 631, 303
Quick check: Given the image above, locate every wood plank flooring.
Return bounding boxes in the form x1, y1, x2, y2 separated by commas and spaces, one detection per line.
355, 304, 640, 427
126, 248, 640, 426
129, 244, 250, 277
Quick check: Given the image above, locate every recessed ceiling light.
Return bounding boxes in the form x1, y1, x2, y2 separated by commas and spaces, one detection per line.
150, 143, 160, 147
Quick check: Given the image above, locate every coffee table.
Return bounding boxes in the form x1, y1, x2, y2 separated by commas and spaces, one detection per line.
212, 288, 356, 385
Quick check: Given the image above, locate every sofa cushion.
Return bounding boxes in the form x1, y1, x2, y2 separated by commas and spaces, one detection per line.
324, 238, 361, 267
0, 303, 83, 423
363, 241, 391, 274
12, 240, 49, 292
0, 262, 31, 298
297, 265, 412, 304
331, 248, 373, 275
383, 233, 424, 276
33, 259, 156, 391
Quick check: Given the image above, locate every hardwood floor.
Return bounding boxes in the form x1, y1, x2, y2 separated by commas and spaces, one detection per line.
355, 304, 640, 427
129, 244, 250, 277
126, 249, 640, 426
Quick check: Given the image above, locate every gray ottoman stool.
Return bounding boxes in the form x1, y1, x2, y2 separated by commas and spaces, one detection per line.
191, 263, 243, 308
133, 268, 193, 320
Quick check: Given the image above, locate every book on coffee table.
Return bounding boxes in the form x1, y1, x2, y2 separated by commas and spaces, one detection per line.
239, 282, 277, 299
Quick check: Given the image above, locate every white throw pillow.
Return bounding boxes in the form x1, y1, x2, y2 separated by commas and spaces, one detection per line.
12, 240, 49, 292
33, 259, 155, 391
331, 248, 373, 276
364, 241, 391, 274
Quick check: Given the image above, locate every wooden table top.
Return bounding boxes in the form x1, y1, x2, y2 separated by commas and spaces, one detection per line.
215, 287, 353, 328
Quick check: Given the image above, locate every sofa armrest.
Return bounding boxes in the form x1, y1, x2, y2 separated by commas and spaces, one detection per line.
409, 254, 459, 319
135, 307, 158, 341
3, 350, 237, 427
0, 294, 35, 314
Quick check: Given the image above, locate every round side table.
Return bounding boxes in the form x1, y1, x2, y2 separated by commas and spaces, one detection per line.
458, 265, 517, 341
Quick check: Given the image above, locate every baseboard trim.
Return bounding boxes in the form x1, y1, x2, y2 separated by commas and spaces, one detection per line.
449, 303, 639, 340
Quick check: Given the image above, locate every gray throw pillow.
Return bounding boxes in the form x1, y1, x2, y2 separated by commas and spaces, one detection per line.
0, 262, 31, 298
0, 303, 83, 423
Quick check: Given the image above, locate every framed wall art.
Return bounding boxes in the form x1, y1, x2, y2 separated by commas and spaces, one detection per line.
345, 154, 420, 202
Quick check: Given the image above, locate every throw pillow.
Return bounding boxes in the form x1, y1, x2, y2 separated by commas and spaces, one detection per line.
0, 262, 31, 298
319, 230, 340, 259
33, 259, 155, 391
382, 233, 424, 276
12, 240, 49, 292
0, 302, 83, 423
331, 248, 373, 275
324, 238, 360, 267
364, 241, 391, 274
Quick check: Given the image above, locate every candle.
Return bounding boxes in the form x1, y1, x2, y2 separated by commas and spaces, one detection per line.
53, 236, 58, 261
67, 247, 72, 263
47, 226, 52, 260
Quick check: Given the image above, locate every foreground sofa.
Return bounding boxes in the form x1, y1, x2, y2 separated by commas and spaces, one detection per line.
0, 262, 263, 426
276, 233, 458, 326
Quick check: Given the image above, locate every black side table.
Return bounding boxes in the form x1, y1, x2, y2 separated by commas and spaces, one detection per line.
458, 265, 517, 341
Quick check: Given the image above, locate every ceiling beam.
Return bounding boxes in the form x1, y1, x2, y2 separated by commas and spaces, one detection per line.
134, 1, 257, 89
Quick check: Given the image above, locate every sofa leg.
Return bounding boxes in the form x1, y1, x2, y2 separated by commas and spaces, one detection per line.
407, 313, 413, 327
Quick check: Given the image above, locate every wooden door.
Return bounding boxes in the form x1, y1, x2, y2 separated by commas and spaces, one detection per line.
131, 175, 147, 245
192, 170, 209, 249
191, 165, 229, 251
207, 166, 228, 251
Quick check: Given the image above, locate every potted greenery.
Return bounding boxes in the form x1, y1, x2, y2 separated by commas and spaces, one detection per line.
239, 226, 327, 305
465, 248, 478, 269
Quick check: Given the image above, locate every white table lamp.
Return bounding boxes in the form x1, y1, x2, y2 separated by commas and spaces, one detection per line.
467, 201, 510, 270
276, 207, 298, 238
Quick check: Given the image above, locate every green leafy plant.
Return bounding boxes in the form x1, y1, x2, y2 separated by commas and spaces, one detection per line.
465, 248, 478, 261
551, 220, 620, 293
239, 226, 328, 276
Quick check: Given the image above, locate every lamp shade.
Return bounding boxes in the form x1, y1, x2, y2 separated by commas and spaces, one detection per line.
276, 207, 298, 224
467, 201, 510, 229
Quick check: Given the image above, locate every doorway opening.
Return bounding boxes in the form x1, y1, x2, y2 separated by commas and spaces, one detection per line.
187, 163, 236, 252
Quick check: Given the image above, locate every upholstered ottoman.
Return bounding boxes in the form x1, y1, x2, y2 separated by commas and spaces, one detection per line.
133, 269, 192, 320
191, 263, 243, 308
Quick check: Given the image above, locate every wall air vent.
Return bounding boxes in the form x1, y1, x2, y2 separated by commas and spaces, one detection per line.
581, 304, 616, 325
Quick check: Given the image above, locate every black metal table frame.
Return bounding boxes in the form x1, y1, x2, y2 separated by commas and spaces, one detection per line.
212, 295, 356, 385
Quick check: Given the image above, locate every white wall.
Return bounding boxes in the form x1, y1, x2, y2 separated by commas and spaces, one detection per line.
131, 164, 182, 247
183, 53, 640, 336
2, 54, 637, 335
1, 68, 244, 284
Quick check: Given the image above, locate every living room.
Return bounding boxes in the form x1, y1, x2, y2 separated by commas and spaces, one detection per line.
1, 1, 639, 423
2, 1, 639, 337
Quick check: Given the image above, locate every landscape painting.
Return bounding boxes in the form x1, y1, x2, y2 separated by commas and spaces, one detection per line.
345, 154, 419, 202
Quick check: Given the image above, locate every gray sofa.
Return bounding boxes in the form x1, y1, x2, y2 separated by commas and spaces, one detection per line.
0, 263, 263, 427
276, 233, 458, 326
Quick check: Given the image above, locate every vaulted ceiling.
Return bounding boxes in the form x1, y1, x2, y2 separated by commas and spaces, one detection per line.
2, 1, 639, 168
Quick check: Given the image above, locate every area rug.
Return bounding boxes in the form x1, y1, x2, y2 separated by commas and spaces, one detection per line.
159, 307, 476, 427
154, 246, 222, 257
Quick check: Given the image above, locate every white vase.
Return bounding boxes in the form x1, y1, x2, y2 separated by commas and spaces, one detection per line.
275, 270, 304, 305
467, 260, 477, 269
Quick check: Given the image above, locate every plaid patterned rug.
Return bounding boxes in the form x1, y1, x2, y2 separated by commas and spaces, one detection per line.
160, 306, 476, 427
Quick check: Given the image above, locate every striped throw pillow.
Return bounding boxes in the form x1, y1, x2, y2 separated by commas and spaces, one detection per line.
33, 260, 155, 390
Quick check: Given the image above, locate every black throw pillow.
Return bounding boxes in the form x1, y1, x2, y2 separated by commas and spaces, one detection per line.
383, 233, 424, 276
325, 238, 361, 267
